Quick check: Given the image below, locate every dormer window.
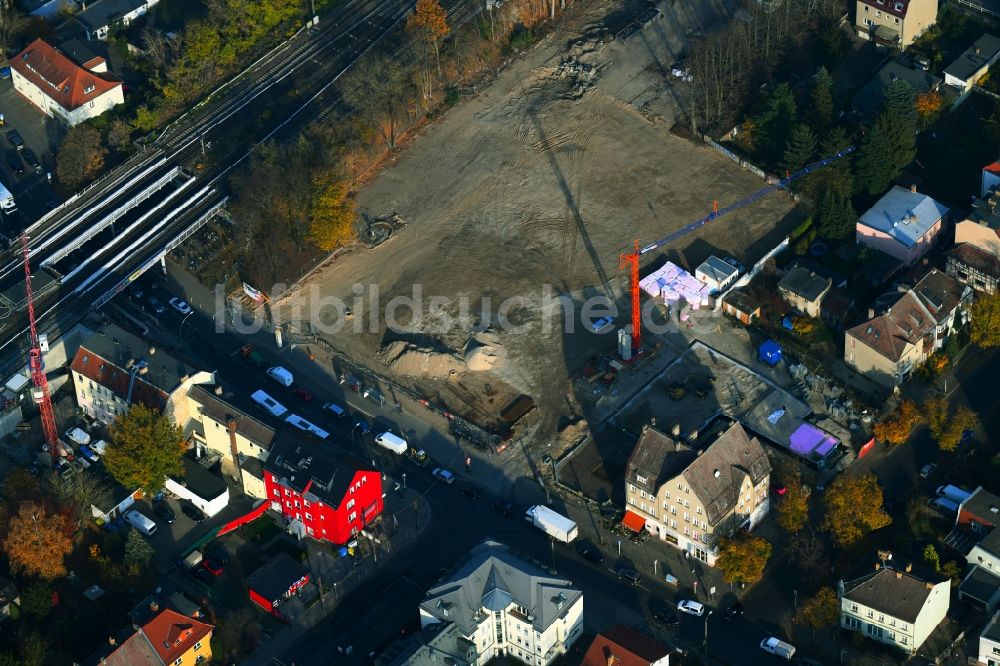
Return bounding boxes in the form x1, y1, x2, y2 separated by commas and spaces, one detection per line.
83, 83, 95, 95
894, 2, 903, 9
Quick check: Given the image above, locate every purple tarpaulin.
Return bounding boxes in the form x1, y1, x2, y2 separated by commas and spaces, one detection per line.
789, 423, 837, 458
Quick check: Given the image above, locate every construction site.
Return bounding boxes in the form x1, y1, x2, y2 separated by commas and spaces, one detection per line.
277, 0, 805, 457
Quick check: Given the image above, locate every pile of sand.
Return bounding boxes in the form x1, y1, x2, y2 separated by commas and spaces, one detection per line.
552, 419, 590, 458
376, 341, 465, 378
464, 330, 506, 372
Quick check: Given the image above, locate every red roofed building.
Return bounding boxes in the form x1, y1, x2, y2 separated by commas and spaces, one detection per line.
854, 0, 938, 48
581, 625, 675, 666
96, 608, 213, 666
10, 38, 123, 126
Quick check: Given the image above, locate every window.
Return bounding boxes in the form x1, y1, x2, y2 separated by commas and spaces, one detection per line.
894, 17, 899, 23
878, 614, 884, 623
304, 499, 311, 507
864, 18, 875, 26
305, 512, 312, 521
845, 617, 862, 630
671, 506, 677, 515
664, 492, 670, 500
294, 500, 300, 508
348, 511, 357, 522
273, 488, 280, 497
683, 526, 690, 535
194, 642, 202, 651
867, 624, 883, 639
685, 486, 690, 494
636, 475, 647, 485
627, 483, 635, 493
346, 499, 356, 510
900, 636, 907, 645
867, 610, 874, 618
174, 659, 183, 666
663, 501, 670, 509
696, 506, 702, 514
864, 4, 868, 9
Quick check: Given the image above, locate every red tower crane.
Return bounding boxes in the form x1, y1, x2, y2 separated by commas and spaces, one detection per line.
618, 147, 856, 353
22, 234, 60, 462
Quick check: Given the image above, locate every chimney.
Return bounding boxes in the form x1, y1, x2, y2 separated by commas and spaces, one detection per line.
976, 47, 982, 55
875, 563, 881, 570
926, 582, 934, 589
910, 184, 917, 193
107, 636, 116, 647
604, 646, 617, 666
227, 418, 242, 473
148, 346, 156, 355
149, 600, 159, 613
688, 429, 699, 441
905, 563, 912, 573
868, 307, 876, 319
214, 385, 223, 395
672, 424, 681, 437
896, 571, 903, 579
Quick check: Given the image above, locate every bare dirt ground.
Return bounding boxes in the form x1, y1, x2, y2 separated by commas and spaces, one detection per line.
278, 0, 797, 447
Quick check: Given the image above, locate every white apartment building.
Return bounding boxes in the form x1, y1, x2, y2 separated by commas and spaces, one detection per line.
979, 611, 1000, 666
416, 540, 584, 665
839, 557, 950, 655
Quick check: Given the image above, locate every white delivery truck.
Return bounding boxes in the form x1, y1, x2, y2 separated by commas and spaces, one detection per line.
525, 505, 578, 543
375, 432, 408, 454
0, 182, 17, 214
759, 637, 795, 660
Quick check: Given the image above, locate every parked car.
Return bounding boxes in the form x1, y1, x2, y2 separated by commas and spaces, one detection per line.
168, 297, 192, 314
181, 503, 204, 522
203, 542, 230, 565
6, 130, 23, 150
616, 568, 641, 586
723, 602, 744, 620
193, 567, 215, 584
575, 540, 604, 564
651, 606, 679, 628
459, 484, 481, 500
589, 315, 614, 333
201, 558, 225, 576
21, 148, 42, 174
770, 483, 787, 496
919, 463, 937, 479
5, 150, 22, 175
293, 387, 313, 402
677, 599, 705, 616
432, 468, 455, 484
490, 499, 515, 515
154, 503, 176, 524
147, 297, 166, 314
354, 419, 371, 435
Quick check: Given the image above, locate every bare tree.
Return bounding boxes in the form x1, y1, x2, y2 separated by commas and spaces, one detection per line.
341, 54, 412, 151
47, 471, 110, 527
0, 4, 27, 56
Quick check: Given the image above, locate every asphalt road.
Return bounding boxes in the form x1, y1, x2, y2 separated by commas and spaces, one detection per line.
110, 286, 799, 666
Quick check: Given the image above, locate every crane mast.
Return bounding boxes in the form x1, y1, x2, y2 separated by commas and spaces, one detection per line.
22, 234, 60, 462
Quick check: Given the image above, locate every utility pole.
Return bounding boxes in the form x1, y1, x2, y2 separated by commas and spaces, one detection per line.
703, 610, 713, 654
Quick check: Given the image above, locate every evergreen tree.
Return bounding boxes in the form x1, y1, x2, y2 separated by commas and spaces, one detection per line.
810, 67, 835, 131
817, 189, 856, 241
855, 110, 915, 195
783, 124, 817, 173
882, 78, 917, 131
755, 83, 798, 165
124, 527, 155, 567
818, 125, 854, 198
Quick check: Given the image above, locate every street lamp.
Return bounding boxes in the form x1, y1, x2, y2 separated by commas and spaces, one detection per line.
402, 473, 407, 490
703, 610, 713, 654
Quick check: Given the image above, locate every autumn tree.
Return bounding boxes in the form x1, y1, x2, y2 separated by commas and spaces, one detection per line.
915, 90, 944, 128
778, 479, 810, 534
342, 53, 411, 150
923, 543, 941, 571
56, 125, 107, 188
873, 400, 923, 445
795, 586, 839, 636
3, 501, 74, 579
407, 0, 449, 96
971, 291, 1000, 348
716, 533, 772, 585
308, 171, 356, 251
822, 474, 892, 548
105, 404, 186, 496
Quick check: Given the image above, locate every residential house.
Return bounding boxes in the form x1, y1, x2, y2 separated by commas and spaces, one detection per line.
947, 244, 1000, 294
851, 60, 943, 117
943, 34, 1000, 96
164, 457, 229, 518
855, 0, 938, 47
979, 611, 1000, 666
417, 540, 584, 666
0, 577, 18, 622
955, 185, 1000, 257
263, 433, 383, 544
778, 265, 832, 318
247, 553, 311, 620
957, 488, 1000, 610
857, 185, 949, 266
844, 268, 970, 385
240, 457, 268, 500
74, 0, 160, 41
581, 625, 674, 666
94, 607, 213, 666
10, 38, 123, 126
90, 480, 139, 523
839, 553, 950, 655
694, 256, 740, 294
186, 384, 276, 477
720, 289, 760, 324
70, 323, 214, 425
624, 422, 771, 565
19, 0, 75, 20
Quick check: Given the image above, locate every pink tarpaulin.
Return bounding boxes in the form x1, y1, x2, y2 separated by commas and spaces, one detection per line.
789, 423, 838, 458
639, 261, 710, 308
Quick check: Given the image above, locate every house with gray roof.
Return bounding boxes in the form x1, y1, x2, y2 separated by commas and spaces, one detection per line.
778, 264, 832, 318
417, 540, 584, 666
857, 185, 950, 266
944, 34, 1000, 95
73, 0, 159, 41
694, 255, 740, 294
624, 422, 771, 566
839, 552, 950, 655
851, 60, 943, 118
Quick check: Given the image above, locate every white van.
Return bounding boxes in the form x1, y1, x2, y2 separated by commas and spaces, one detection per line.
64, 427, 91, 446
251, 389, 289, 417
285, 414, 330, 440
267, 366, 294, 387
125, 509, 158, 536
375, 432, 408, 454
322, 402, 348, 419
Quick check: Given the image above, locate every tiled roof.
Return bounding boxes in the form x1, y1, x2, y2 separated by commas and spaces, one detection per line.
71, 347, 169, 412
11, 38, 120, 111
681, 422, 771, 526
420, 540, 581, 636
263, 434, 372, 509
778, 265, 832, 302
821, 287, 854, 319
947, 243, 1000, 277
247, 553, 310, 602
859, 0, 911, 19
912, 268, 968, 325
625, 426, 695, 494
581, 625, 672, 666
722, 288, 759, 314
858, 186, 949, 249
100, 630, 160, 666
141, 608, 212, 665
944, 34, 1000, 82
188, 385, 276, 451
842, 563, 947, 623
